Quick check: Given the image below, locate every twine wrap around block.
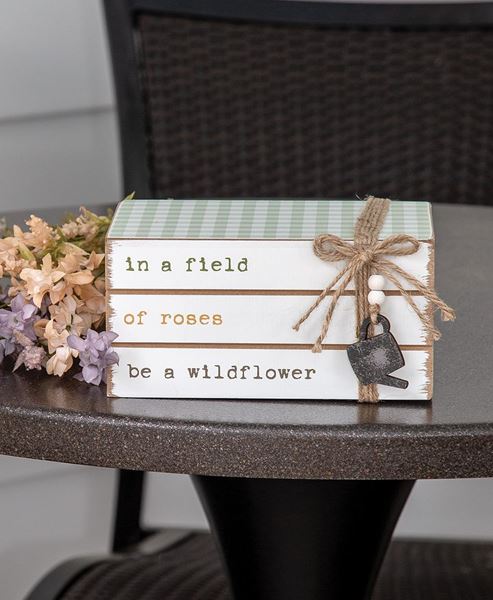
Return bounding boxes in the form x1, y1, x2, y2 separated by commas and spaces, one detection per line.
293, 196, 455, 403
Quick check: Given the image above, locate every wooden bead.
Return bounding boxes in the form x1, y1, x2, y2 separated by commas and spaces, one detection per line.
368, 290, 386, 306
368, 274, 386, 291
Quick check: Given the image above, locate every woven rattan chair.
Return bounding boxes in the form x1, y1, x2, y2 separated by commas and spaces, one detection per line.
107, 0, 493, 205
24, 532, 493, 599
25, 1, 493, 598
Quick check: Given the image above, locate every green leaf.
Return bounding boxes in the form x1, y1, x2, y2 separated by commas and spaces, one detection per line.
18, 243, 35, 262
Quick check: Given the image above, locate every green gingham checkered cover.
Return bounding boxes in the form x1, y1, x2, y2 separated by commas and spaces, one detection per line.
107, 199, 433, 240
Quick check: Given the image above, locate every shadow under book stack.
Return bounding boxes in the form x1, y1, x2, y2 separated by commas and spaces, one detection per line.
106, 198, 434, 401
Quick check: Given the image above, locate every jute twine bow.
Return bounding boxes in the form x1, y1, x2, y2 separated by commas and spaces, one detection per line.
292, 196, 455, 402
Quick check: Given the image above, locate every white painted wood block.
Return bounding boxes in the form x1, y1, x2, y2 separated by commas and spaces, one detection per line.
108, 293, 431, 345
107, 238, 433, 291
108, 347, 432, 400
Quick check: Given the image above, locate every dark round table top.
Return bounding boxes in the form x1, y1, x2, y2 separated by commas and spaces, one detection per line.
0, 203, 492, 480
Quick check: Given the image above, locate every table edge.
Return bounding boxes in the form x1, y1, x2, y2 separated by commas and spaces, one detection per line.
1, 404, 492, 480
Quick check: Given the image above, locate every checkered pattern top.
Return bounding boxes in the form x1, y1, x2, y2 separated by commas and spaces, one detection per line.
107, 199, 433, 240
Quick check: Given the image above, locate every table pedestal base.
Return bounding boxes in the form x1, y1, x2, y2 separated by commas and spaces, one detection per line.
193, 477, 414, 600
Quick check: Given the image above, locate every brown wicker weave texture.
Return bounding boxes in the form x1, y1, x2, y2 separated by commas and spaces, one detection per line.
62, 534, 229, 600
137, 14, 493, 205
61, 533, 493, 599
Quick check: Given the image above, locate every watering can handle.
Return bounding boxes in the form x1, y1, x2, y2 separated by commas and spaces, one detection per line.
359, 314, 391, 341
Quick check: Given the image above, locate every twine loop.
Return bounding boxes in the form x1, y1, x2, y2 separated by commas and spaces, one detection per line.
315, 233, 420, 270
314, 234, 421, 271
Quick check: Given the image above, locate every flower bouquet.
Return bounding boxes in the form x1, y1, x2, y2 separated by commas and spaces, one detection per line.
0, 207, 118, 385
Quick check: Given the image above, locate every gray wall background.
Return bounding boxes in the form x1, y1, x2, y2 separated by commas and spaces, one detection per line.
0, 1, 492, 598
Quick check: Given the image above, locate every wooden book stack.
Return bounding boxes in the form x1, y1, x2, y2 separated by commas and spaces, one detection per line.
106, 198, 434, 401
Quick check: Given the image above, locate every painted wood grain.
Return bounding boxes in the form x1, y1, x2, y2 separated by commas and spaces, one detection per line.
108, 346, 432, 401
108, 293, 432, 346
106, 239, 433, 292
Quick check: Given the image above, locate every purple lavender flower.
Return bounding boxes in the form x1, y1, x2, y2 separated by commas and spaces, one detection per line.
0, 295, 39, 363
67, 329, 119, 385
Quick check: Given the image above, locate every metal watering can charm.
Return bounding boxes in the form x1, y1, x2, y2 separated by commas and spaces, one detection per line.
347, 315, 409, 389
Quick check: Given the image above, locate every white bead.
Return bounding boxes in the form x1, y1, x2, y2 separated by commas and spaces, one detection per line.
368, 274, 386, 291
368, 290, 386, 306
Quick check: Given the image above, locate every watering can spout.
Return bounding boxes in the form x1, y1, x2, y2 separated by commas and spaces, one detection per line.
377, 374, 409, 390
